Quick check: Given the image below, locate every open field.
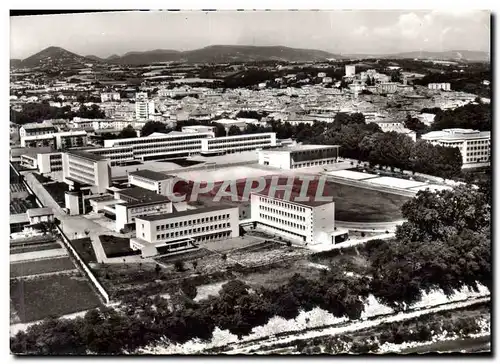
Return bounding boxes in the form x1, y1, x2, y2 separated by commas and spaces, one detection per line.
99, 235, 138, 258
10, 257, 76, 278
10, 198, 36, 214
10, 242, 62, 255
71, 238, 97, 264
174, 168, 410, 222
10, 274, 102, 323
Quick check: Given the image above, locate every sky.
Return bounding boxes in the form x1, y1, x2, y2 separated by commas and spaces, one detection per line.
10, 10, 491, 59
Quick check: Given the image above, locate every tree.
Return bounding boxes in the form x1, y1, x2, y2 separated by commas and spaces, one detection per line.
174, 260, 185, 272
181, 280, 197, 299
118, 125, 136, 139
228, 125, 242, 136
155, 263, 161, 277
141, 121, 171, 137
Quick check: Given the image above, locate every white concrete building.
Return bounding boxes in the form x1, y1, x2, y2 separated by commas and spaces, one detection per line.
250, 193, 347, 245
19, 123, 57, 138
131, 205, 240, 257
128, 169, 174, 196
27, 207, 54, 225
375, 121, 417, 142
258, 145, 340, 169
428, 83, 451, 91
200, 133, 277, 156
62, 150, 111, 193
37, 152, 63, 174
421, 128, 491, 168
181, 125, 216, 134
100, 131, 214, 162
101, 92, 121, 103
20, 130, 88, 149
345, 65, 356, 77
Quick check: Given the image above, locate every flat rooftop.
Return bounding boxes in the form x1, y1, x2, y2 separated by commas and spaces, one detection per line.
136, 204, 236, 222
129, 169, 173, 181
116, 186, 170, 203
27, 207, 53, 218
253, 192, 334, 208
67, 149, 107, 162
271, 144, 341, 152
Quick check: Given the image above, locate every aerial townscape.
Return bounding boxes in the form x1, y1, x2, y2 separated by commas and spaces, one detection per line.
9, 10, 491, 356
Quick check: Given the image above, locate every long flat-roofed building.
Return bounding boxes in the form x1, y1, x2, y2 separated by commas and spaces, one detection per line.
131, 205, 239, 257
200, 132, 277, 156
62, 150, 111, 193
421, 128, 491, 168
250, 193, 347, 245
103, 131, 214, 161
258, 144, 340, 169
128, 169, 174, 196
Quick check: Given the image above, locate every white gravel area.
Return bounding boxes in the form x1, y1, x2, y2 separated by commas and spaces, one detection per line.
324, 169, 378, 180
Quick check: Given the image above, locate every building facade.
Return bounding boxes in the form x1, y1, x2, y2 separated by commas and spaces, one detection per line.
258, 145, 340, 169
62, 150, 111, 193
250, 193, 343, 245
428, 83, 451, 91
128, 169, 174, 196
421, 128, 491, 168
200, 133, 277, 155
131, 205, 239, 257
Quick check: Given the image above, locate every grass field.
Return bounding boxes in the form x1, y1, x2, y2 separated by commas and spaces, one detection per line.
10, 242, 62, 255
10, 274, 102, 322
10, 257, 76, 278
99, 235, 136, 258
71, 238, 97, 264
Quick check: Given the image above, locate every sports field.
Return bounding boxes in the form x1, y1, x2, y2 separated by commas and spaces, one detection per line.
174, 165, 410, 223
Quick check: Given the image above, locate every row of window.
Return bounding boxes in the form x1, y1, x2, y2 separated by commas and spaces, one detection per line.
260, 213, 307, 230
155, 213, 231, 231
114, 135, 209, 147
467, 146, 489, 151
467, 140, 490, 145
207, 135, 272, 145
260, 205, 306, 221
292, 159, 337, 168
155, 223, 231, 240
466, 151, 490, 157
260, 197, 307, 212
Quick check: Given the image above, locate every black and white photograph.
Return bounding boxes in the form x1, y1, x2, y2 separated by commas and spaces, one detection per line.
7, 7, 492, 356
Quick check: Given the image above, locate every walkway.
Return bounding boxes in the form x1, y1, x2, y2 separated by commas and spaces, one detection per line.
10, 248, 67, 263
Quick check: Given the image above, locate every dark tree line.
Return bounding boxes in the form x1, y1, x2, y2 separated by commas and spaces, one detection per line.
11, 103, 106, 125
430, 102, 491, 131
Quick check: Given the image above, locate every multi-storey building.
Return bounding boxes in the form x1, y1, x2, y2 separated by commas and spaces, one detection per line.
421, 128, 491, 168
37, 152, 63, 174
345, 65, 356, 77
19, 123, 57, 138
200, 133, 277, 156
258, 145, 340, 169
100, 92, 121, 103
135, 92, 155, 120
131, 205, 239, 257
102, 131, 215, 161
250, 193, 347, 245
128, 169, 174, 196
62, 150, 111, 193
21, 131, 88, 149
428, 83, 451, 91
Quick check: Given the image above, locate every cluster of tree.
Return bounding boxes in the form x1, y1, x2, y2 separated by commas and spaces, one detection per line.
10, 103, 105, 125
308, 113, 463, 179
140, 121, 173, 137
366, 185, 491, 308
413, 70, 491, 98
235, 110, 269, 121
430, 102, 491, 131
76, 94, 102, 104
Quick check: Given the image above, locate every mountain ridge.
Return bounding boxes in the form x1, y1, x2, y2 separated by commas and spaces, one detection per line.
12, 46, 490, 68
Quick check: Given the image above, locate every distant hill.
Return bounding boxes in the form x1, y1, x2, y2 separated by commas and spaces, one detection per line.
10, 59, 21, 68
100, 45, 342, 65
17, 46, 104, 69
344, 50, 490, 62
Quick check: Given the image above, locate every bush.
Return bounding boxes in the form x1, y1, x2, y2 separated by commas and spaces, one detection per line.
174, 260, 185, 272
